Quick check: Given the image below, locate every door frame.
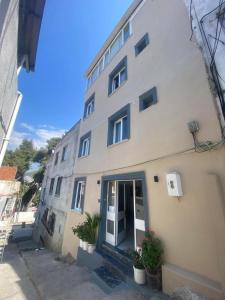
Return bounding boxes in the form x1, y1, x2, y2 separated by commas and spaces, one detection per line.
98, 171, 149, 249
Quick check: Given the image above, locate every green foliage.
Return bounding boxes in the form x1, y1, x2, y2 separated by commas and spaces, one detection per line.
33, 167, 45, 184
46, 137, 61, 155
33, 148, 48, 165
72, 213, 101, 244
32, 190, 41, 207
141, 230, 164, 274
3, 139, 35, 179
85, 212, 101, 244
21, 183, 38, 210
133, 249, 144, 269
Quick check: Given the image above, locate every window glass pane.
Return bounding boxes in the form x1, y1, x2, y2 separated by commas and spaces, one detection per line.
105, 50, 110, 66
136, 229, 145, 248
92, 66, 99, 82
114, 121, 122, 143
108, 181, 116, 211
107, 220, 114, 234
122, 116, 128, 140
135, 180, 144, 220
123, 23, 130, 42
99, 58, 104, 73
118, 183, 125, 212
110, 32, 122, 58
112, 74, 120, 91
120, 68, 126, 84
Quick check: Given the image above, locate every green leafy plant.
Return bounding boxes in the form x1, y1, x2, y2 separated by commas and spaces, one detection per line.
133, 249, 144, 269
85, 212, 101, 244
142, 230, 163, 274
72, 222, 87, 241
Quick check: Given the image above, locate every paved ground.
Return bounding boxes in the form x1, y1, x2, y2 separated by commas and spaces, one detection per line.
0, 242, 154, 300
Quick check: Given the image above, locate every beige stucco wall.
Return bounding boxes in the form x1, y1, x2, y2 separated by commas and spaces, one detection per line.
61, 0, 225, 298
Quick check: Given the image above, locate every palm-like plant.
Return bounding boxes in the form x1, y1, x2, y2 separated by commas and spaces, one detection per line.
85, 212, 101, 244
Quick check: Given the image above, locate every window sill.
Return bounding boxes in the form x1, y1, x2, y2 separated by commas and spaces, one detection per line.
71, 209, 82, 215
108, 139, 129, 149
108, 80, 127, 98
78, 154, 90, 160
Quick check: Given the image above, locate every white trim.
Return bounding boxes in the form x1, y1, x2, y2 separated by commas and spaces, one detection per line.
112, 115, 127, 144
81, 137, 90, 157
74, 181, 85, 211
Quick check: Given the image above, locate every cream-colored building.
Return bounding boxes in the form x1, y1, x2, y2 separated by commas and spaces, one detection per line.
34, 122, 80, 252
54, 0, 224, 298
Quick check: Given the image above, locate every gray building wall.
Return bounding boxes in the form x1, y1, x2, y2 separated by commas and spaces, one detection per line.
0, 0, 19, 159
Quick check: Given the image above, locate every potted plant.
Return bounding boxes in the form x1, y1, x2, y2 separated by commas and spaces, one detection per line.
133, 249, 146, 285
81, 221, 89, 251
85, 212, 101, 254
142, 230, 164, 290
72, 223, 84, 248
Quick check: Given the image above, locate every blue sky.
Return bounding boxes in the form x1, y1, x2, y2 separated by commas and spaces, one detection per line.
10, 0, 133, 149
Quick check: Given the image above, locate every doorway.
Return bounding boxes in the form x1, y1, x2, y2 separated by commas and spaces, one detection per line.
104, 175, 146, 252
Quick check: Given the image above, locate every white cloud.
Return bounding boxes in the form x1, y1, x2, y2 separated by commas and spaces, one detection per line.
8, 123, 66, 150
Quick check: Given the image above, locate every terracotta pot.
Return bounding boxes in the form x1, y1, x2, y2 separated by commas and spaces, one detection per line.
133, 266, 146, 285
79, 239, 83, 248
145, 269, 162, 291
87, 244, 96, 254
82, 241, 88, 251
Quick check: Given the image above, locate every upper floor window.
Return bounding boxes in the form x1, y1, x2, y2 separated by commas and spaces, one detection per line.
87, 22, 131, 89
107, 104, 130, 146
61, 145, 68, 162
139, 87, 158, 111
108, 56, 127, 95
54, 152, 59, 165
78, 132, 91, 157
49, 178, 55, 195
71, 178, 86, 213
135, 33, 149, 56
55, 177, 63, 196
84, 93, 95, 119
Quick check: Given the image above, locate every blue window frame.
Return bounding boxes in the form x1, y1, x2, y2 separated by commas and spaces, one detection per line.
135, 33, 149, 56
108, 56, 127, 95
84, 93, 95, 119
78, 131, 91, 157
139, 87, 158, 111
107, 104, 130, 146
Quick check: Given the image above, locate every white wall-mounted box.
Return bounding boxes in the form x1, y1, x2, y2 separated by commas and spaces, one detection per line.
166, 173, 183, 197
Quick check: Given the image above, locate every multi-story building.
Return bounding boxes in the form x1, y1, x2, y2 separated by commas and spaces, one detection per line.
34, 121, 80, 252
59, 0, 225, 298
0, 0, 45, 165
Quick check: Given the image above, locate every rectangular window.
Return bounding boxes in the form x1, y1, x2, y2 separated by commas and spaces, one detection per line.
55, 177, 63, 196
41, 208, 49, 225
54, 152, 59, 165
71, 178, 86, 213
113, 116, 128, 144
49, 178, 55, 195
108, 56, 127, 95
123, 23, 130, 42
47, 213, 56, 236
135, 33, 149, 56
110, 32, 123, 59
78, 131, 91, 157
84, 94, 95, 119
108, 104, 130, 146
139, 87, 158, 111
61, 145, 68, 162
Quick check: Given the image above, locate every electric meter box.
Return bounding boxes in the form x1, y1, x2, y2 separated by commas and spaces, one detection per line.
166, 173, 183, 197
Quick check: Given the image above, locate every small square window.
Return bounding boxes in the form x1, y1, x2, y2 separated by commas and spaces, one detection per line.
108, 104, 130, 146
108, 57, 127, 95
79, 132, 91, 157
71, 178, 86, 213
139, 87, 158, 111
135, 33, 149, 56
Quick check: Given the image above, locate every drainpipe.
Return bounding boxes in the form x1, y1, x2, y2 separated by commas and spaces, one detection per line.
0, 91, 23, 166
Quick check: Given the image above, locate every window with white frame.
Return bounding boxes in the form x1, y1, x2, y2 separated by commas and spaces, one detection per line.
79, 132, 91, 157
86, 22, 131, 89
108, 56, 127, 95
107, 104, 130, 146
71, 179, 86, 212
84, 94, 95, 118
55, 177, 63, 196
113, 115, 128, 144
